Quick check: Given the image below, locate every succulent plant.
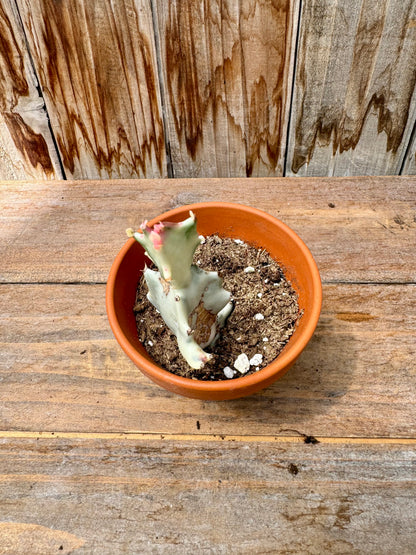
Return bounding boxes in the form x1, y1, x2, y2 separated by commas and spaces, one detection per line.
127, 212, 233, 369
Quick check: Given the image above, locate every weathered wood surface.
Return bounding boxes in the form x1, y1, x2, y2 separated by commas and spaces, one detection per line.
154, 0, 298, 177
2, 0, 416, 179
0, 282, 415, 437
0, 177, 415, 437
0, 177, 415, 552
0, 176, 414, 283
0, 437, 415, 554
0, 0, 62, 179
402, 130, 416, 175
286, 0, 416, 176
16, 0, 166, 179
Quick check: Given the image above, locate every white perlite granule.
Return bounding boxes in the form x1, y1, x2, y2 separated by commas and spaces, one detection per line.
254, 313, 264, 321
249, 353, 263, 366
223, 366, 234, 379
234, 353, 250, 374
244, 266, 255, 273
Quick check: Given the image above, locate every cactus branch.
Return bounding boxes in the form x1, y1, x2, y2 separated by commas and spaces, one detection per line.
128, 212, 233, 369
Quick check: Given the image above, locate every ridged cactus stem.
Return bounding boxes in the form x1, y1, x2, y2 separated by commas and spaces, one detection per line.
127, 212, 233, 370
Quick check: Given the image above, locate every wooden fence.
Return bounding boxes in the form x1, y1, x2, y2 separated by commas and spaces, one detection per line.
1, 0, 416, 180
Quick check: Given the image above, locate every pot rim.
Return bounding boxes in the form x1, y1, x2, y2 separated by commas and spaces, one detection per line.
106, 201, 322, 394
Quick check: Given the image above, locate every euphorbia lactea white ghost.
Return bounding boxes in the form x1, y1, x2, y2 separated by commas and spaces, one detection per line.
127, 212, 233, 369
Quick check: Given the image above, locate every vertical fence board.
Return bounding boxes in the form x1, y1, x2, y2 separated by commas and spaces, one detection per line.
0, 0, 62, 180
16, 0, 166, 179
154, 0, 299, 178
286, 0, 416, 177
3, 0, 416, 180
401, 128, 416, 174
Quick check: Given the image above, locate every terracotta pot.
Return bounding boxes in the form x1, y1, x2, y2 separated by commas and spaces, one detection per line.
106, 202, 322, 400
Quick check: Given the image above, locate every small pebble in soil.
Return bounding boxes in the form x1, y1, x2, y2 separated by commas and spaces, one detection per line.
244, 266, 255, 273
223, 366, 235, 379
234, 353, 250, 374
249, 353, 263, 366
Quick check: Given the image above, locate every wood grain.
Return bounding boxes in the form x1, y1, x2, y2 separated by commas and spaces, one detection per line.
0, 177, 414, 284
16, 0, 166, 179
2, 0, 416, 180
0, 176, 414, 552
286, 0, 416, 176
0, 282, 414, 437
0, 437, 415, 553
154, 0, 298, 177
401, 128, 416, 174
0, 0, 62, 179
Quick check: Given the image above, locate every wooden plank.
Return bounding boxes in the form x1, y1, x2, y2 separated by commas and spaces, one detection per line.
154, 0, 299, 177
286, 0, 416, 176
0, 0, 62, 179
16, 0, 167, 179
0, 437, 415, 553
401, 127, 416, 174
0, 177, 414, 284
3, 432, 416, 445
0, 282, 414, 437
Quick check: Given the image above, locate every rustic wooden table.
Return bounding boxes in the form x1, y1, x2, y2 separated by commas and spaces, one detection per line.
0, 176, 415, 554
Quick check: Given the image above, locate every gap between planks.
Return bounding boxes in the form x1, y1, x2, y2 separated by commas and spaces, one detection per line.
0, 431, 415, 445
1, 281, 415, 286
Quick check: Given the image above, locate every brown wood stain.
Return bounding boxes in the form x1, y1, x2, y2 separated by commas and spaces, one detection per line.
241, 0, 293, 177
19, 0, 166, 178
3, 0, 416, 179
0, 4, 54, 176
164, 1, 204, 161
163, 0, 293, 176
292, 0, 416, 173
336, 312, 375, 323
3, 112, 54, 175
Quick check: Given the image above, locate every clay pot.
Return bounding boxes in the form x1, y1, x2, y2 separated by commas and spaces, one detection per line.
106, 202, 322, 400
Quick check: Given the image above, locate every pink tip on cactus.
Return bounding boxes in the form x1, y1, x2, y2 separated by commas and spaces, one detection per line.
149, 229, 164, 249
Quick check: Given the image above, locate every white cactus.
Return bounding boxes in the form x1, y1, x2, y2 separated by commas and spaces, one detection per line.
127, 212, 233, 369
